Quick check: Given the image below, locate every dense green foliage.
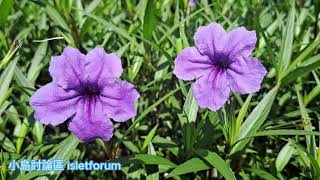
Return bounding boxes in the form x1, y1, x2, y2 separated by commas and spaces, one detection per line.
0, 0, 320, 179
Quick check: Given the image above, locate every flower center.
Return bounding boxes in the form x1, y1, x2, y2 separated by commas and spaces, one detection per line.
212, 52, 231, 69
80, 84, 101, 96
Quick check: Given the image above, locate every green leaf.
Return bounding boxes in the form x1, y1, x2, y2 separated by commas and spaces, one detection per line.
142, 125, 158, 151
46, 5, 70, 32
85, 0, 101, 14
285, 32, 320, 77
290, 141, 320, 178
0, 131, 16, 153
0, 0, 13, 24
231, 85, 279, 154
27, 42, 48, 82
167, 158, 210, 177
180, 87, 198, 158
132, 154, 176, 167
32, 121, 44, 145
86, 12, 172, 61
0, 57, 18, 108
143, 0, 157, 40
196, 149, 236, 180
0, 87, 13, 110
123, 86, 183, 137
278, 0, 295, 78
276, 142, 295, 172
281, 54, 320, 84
18, 134, 80, 179
158, 3, 215, 45
296, 85, 317, 157
152, 136, 179, 157
253, 130, 320, 137
14, 66, 34, 95
233, 94, 252, 144
247, 168, 278, 180
86, 13, 137, 45
114, 131, 140, 153
305, 71, 320, 105
51, 134, 79, 160
146, 143, 160, 180
0, 42, 20, 71
16, 118, 29, 154
182, 88, 198, 125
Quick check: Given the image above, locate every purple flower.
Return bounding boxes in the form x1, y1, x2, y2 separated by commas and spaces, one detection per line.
173, 22, 267, 111
189, 0, 198, 6
30, 47, 140, 141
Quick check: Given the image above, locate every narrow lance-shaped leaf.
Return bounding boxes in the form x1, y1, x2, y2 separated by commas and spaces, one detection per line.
142, 125, 158, 151
196, 149, 236, 180
0, 131, 16, 153
0, 0, 13, 24
27, 42, 48, 81
146, 143, 159, 180
284, 32, 320, 77
276, 142, 295, 172
143, 0, 157, 41
304, 71, 320, 106
46, 5, 70, 32
246, 168, 278, 180
180, 87, 198, 158
0, 58, 18, 108
123, 85, 184, 137
290, 141, 320, 178
132, 154, 176, 167
281, 54, 320, 85
295, 85, 317, 157
278, 0, 295, 79
167, 158, 210, 177
18, 134, 80, 179
233, 94, 252, 144
231, 85, 279, 154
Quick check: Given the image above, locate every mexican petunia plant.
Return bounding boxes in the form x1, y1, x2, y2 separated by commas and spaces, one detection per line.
30, 47, 140, 141
173, 22, 267, 111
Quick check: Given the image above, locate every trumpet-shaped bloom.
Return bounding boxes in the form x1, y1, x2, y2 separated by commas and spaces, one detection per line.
30, 47, 140, 141
174, 23, 267, 111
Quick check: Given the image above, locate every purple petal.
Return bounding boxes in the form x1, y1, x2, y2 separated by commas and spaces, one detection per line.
68, 97, 114, 141
49, 47, 86, 90
188, 0, 198, 6
225, 27, 256, 58
85, 48, 123, 87
29, 83, 80, 126
192, 69, 230, 111
227, 56, 249, 75
194, 22, 228, 58
173, 47, 213, 80
227, 56, 267, 94
100, 80, 139, 122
